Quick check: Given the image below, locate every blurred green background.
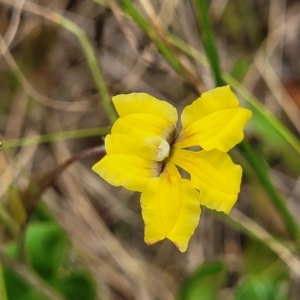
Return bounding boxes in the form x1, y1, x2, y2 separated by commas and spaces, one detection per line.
1, 0, 300, 299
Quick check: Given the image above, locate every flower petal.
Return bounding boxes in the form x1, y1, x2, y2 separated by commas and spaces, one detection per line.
174, 86, 252, 151
141, 162, 201, 252
105, 133, 170, 162
170, 149, 242, 214
112, 93, 178, 141
92, 134, 163, 192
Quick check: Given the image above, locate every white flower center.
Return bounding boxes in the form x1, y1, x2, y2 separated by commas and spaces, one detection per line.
156, 140, 170, 161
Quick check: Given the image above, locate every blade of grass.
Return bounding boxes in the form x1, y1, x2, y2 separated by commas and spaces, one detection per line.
55, 15, 117, 122
0, 0, 117, 123
212, 208, 300, 278
195, 0, 300, 241
105, 0, 205, 92
239, 141, 300, 240
195, 0, 223, 86
118, 0, 184, 74
224, 73, 300, 157
1, 127, 110, 149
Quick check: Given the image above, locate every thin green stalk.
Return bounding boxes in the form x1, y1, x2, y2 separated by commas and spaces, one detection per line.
1, 0, 117, 123
119, 0, 184, 73
54, 15, 117, 123
239, 141, 300, 240
223, 74, 300, 155
195, 0, 223, 86
1, 127, 110, 149
212, 209, 300, 277
168, 34, 208, 66
195, 0, 300, 241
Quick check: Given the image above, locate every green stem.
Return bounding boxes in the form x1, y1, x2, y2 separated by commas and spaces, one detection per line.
239, 141, 300, 240
212, 209, 300, 276
223, 74, 300, 155
195, 0, 224, 86
55, 15, 117, 122
1, 127, 110, 149
119, 0, 184, 73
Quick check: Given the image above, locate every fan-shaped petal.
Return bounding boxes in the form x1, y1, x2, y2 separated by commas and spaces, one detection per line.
174, 86, 252, 151
112, 93, 178, 141
141, 162, 201, 252
92, 134, 164, 192
170, 148, 242, 214
105, 133, 170, 162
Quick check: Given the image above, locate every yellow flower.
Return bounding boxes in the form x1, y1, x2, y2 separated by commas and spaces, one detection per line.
92, 86, 252, 252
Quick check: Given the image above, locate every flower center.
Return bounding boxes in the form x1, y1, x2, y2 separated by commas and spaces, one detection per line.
156, 139, 170, 161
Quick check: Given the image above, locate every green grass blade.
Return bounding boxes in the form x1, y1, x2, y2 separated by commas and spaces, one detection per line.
55, 15, 117, 123
239, 141, 300, 240
195, 0, 224, 86
118, 0, 184, 73
212, 209, 300, 276
224, 74, 300, 157
1, 127, 110, 149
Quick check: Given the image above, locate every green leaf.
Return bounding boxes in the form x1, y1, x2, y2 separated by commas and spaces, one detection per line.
178, 261, 225, 300
234, 278, 288, 300
3, 268, 30, 300
3, 267, 48, 300
25, 222, 67, 278
51, 272, 96, 300
229, 57, 251, 82
0, 263, 8, 300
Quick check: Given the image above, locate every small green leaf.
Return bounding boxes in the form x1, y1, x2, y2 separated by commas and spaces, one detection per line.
25, 222, 67, 278
234, 278, 288, 300
230, 57, 250, 82
3, 268, 30, 300
51, 272, 96, 300
178, 261, 226, 300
